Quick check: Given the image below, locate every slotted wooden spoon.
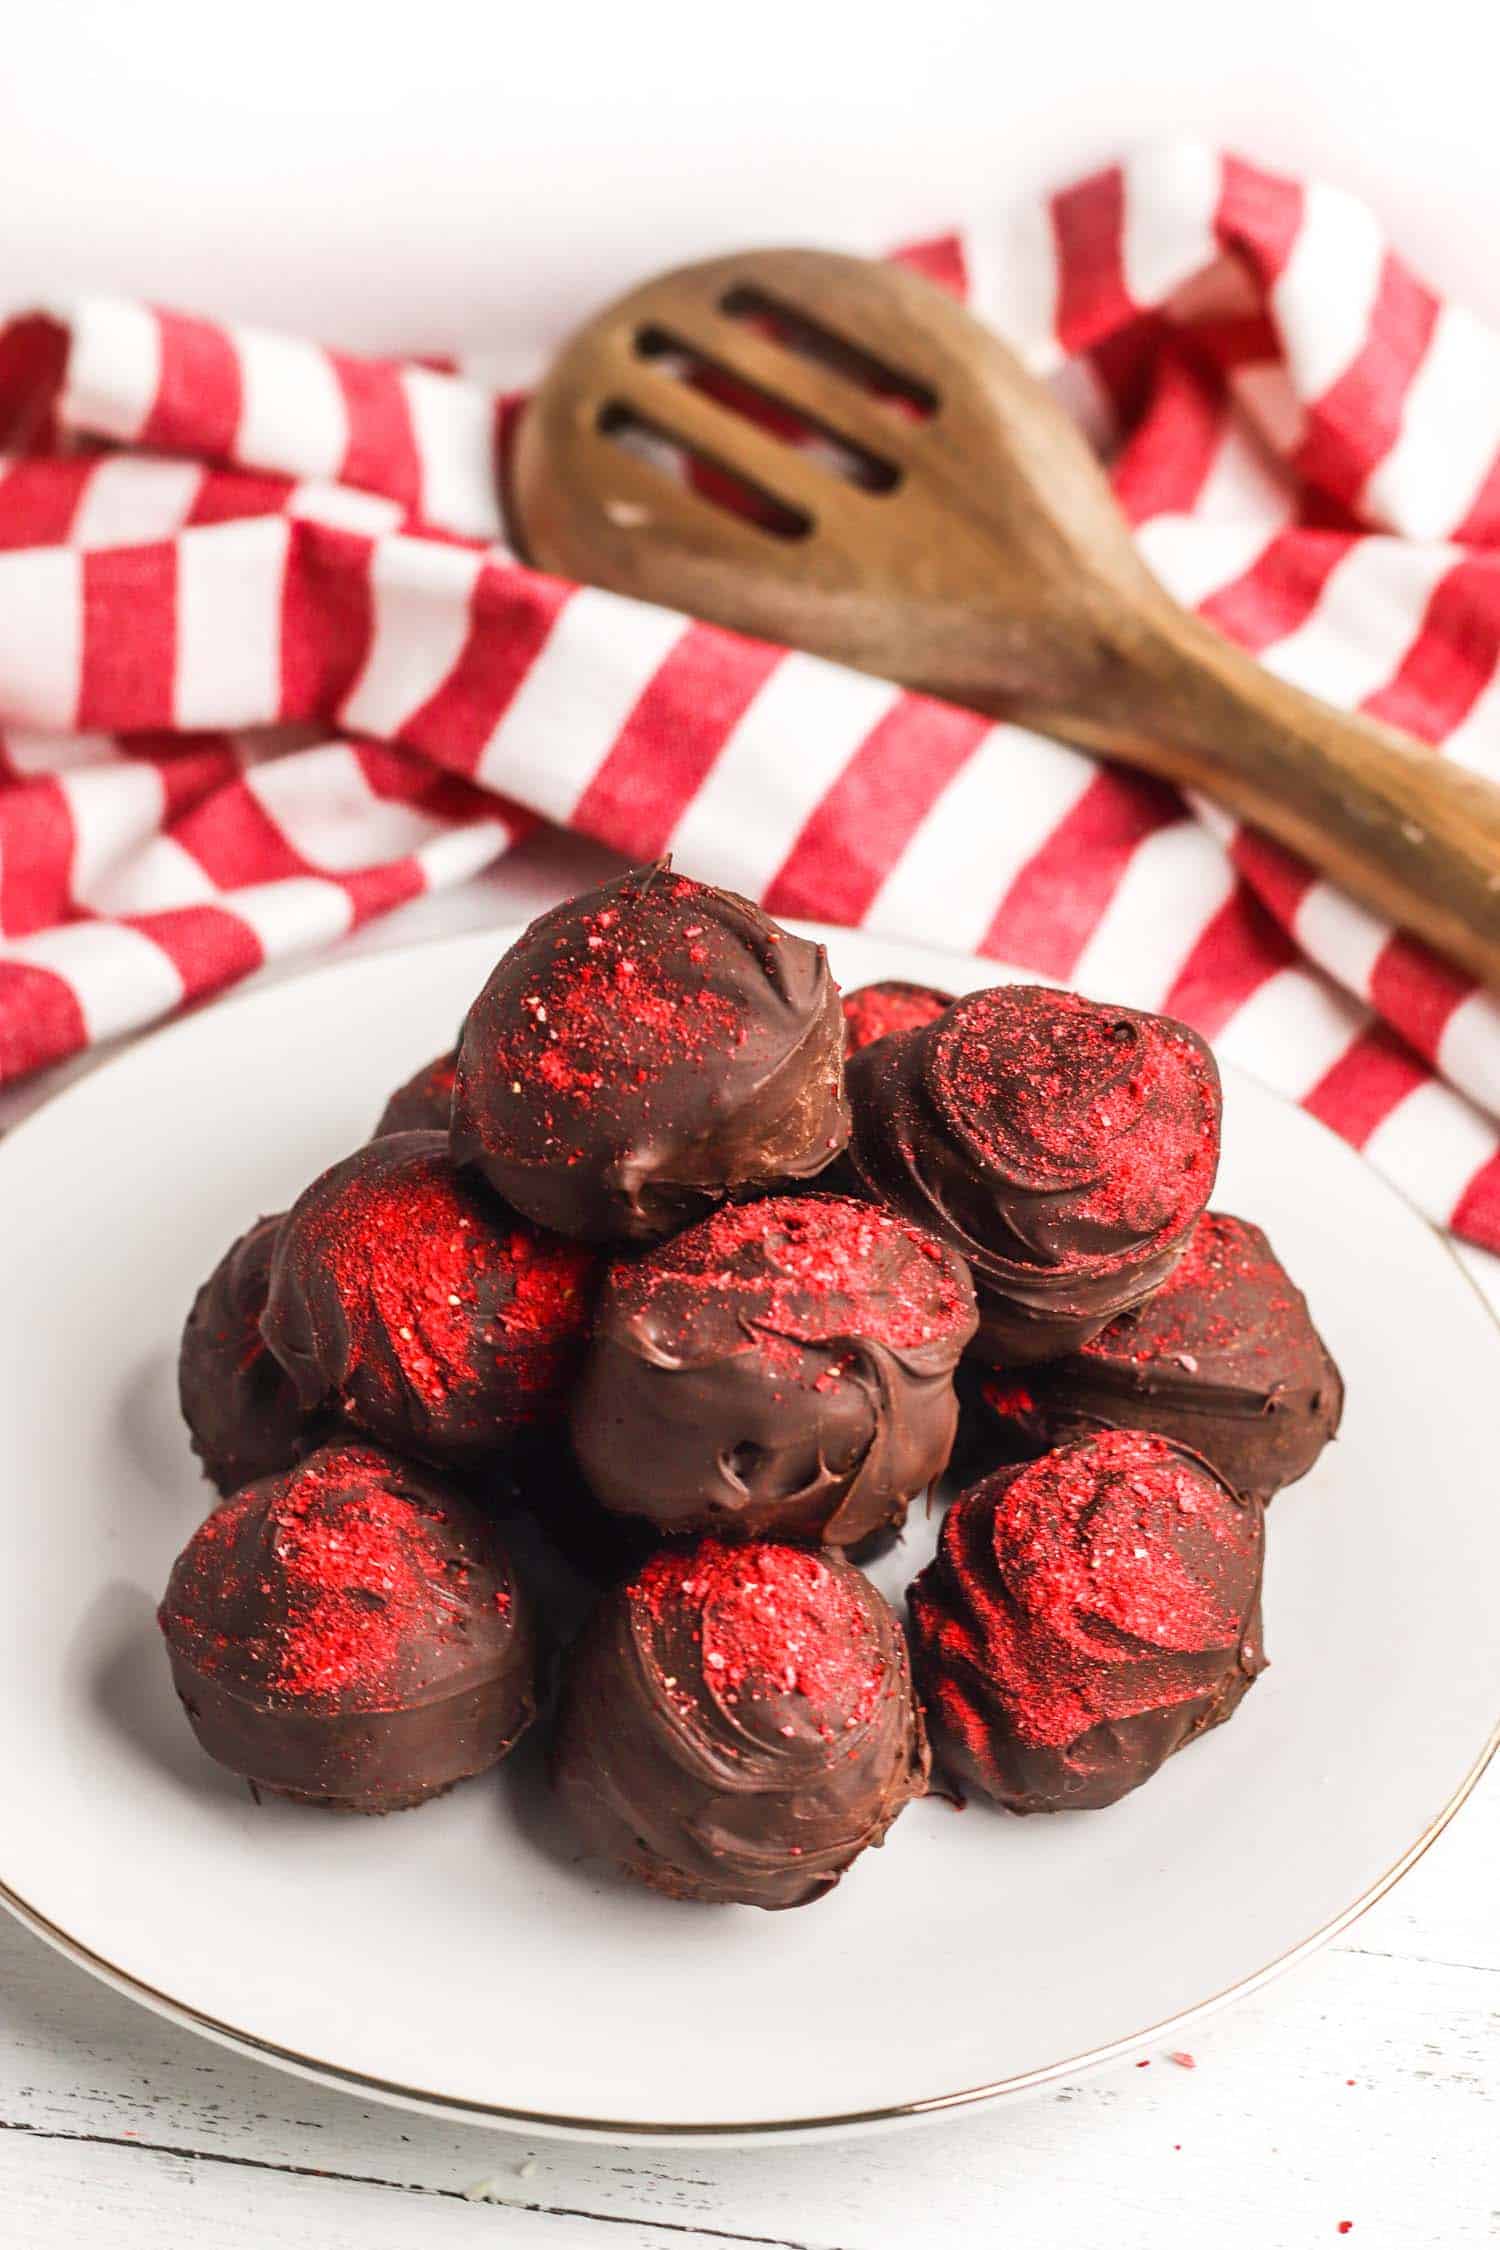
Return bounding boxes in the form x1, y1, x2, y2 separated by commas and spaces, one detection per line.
512, 247, 1500, 988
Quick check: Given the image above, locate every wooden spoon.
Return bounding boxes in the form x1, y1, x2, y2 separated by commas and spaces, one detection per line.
512, 247, 1500, 988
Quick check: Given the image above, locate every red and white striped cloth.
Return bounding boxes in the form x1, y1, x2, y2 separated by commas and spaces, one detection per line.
2, 141, 1500, 1251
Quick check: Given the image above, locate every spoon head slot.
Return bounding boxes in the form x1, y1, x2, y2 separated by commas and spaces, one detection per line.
633, 324, 901, 495
596, 400, 813, 542
717, 283, 939, 423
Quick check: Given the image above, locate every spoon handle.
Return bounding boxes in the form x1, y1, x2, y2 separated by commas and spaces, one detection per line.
1005, 597, 1500, 990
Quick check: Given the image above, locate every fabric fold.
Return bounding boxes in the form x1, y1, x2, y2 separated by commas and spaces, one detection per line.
0, 143, 1496, 1253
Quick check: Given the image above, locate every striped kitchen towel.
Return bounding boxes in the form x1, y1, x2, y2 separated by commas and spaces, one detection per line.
1, 141, 1498, 1249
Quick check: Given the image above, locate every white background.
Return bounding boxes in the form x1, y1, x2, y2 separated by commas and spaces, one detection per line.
0, 8, 1496, 2245
1, 0, 1499, 354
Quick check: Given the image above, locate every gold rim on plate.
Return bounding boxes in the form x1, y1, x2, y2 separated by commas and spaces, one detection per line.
3, 1727, 1494, 2138
1, 925, 1496, 2140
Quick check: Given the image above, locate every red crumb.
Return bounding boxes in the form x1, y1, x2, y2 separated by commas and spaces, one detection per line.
914, 1429, 1262, 1755
270, 1455, 442, 1698
489, 868, 741, 1114
928, 987, 1219, 1259
164, 1442, 508, 1707
1338, 2226, 1354, 2236
985, 1433, 1238, 1741
1076, 1211, 1303, 1371
981, 1377, 1036, 1419
1167, 2051, 1196, 2069
313, 1145, 593, 1415
633, 1541, 887, 1728
608, 1193, 974, 1360
841, 980, 953, 1056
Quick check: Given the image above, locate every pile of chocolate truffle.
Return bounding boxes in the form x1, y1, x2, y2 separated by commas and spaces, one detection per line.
162, 860, 1343, 1912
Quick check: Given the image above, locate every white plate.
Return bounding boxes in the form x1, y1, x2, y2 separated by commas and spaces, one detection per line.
0, 927, 1495, 2145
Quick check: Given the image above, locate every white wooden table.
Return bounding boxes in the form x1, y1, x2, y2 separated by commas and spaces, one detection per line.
3, 839, 1495, 2250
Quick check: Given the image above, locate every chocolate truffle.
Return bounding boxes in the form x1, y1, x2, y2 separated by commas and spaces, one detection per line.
971, 1212, 1343, 1503
571, 1194, 977, 1546
262, 1132, 596, 1467
374, 1044, 458, 1137
450, 860, 848, 1243
846, 984, 1221, 1363
179, 1214, 313, 1494
908, 1430, 1265, 1813
554, 1539, 928, 1907
158, 1438, 536, 1811
841, 979, 954, 1057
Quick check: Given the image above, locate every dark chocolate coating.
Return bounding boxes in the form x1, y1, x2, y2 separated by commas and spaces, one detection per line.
158, 1439, 536, 1812
178, 1214, 314, 1494
374, 1044, 458, 1138
553, 1540, 928, 1908
262, 1132, 596, 1467
846, 984, 1221, 1364
908, 1430, 1265, 1813
571, 1194, 977, 1546
450, 860, 849, 1243
841, 980, 955, 1057
971, 1212, 1344, 1503
509, 1428, 663, 1589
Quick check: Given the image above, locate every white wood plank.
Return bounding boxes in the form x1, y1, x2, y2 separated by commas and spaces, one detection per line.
0, 2136, 739, 2250
0, 1768, 1493, 2250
